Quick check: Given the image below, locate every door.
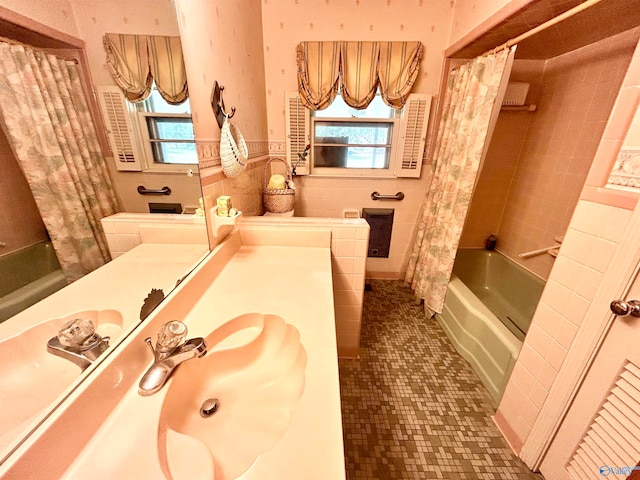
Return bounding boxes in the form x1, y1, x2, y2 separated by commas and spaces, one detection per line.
540, 253, 640, 478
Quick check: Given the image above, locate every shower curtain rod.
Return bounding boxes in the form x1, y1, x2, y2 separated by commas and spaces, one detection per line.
0, 34, 79, 63
482, 0, 605, 57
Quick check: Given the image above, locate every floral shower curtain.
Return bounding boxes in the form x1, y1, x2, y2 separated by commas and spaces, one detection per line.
405, 48, 514, 317
0, 40, 119, 282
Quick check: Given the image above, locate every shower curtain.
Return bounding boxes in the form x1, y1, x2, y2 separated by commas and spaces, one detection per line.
405, 48, 514, 317
0, 41, 119, 282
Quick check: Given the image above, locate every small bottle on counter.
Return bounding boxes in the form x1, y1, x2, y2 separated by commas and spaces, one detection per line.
216, 195, 232, 217
485, 234, 497, 251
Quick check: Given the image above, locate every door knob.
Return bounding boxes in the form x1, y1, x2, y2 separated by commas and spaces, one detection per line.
610, 299, 640, 317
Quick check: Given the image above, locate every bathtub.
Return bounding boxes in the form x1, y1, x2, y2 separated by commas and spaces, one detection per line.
0, 242, 68, 322
437, 249, 544, 404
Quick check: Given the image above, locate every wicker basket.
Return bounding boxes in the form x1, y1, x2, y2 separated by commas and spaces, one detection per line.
220, 117, 247, 178
263, 158, 295, 213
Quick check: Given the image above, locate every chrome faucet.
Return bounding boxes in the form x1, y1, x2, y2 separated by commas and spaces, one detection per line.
138, 320, 207, 396
47, 318, 110, 371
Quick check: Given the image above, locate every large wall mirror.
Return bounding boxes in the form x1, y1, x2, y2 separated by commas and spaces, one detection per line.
0, 0, 209, 462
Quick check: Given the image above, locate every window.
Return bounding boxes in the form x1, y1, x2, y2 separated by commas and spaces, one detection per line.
286, 92, 432, 178
97, 85, 198, 173
134, 87, 198, 172
311, 95, 397, 176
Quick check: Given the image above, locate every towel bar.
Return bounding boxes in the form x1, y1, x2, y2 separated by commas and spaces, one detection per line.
371, 191, 404, 201
137, 186, 172, 196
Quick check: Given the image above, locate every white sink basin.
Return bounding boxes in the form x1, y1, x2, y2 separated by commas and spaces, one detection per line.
0, 310, 123, 454
158, 313, 307, 480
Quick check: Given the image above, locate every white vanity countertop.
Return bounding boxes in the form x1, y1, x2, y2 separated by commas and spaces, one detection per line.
0, 243, 208, 462
1, 230, 345, 480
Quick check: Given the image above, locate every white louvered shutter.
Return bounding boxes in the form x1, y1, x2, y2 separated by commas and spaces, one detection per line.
566, 361, 640, 480
394, 93, 431, 178
96, 86, 142, 171
285, 91, 310, 175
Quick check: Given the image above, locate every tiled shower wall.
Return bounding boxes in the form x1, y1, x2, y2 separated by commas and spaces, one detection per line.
495, 199, 632, 453
496, 34, 640, 455
460, 29, 639, 280
0, 129, 47, 257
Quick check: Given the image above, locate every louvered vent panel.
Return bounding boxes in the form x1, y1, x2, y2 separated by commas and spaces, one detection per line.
96, 86, 142, 171
285, 92, 309, 175
566, 361, 640, 479
395, 94, 431, 178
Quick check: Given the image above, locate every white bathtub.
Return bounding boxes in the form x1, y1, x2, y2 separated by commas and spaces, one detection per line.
437, 249, 544, 405
0, 242, 67, 322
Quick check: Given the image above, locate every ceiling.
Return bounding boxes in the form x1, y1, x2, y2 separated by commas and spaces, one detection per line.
449, 0, 640, 60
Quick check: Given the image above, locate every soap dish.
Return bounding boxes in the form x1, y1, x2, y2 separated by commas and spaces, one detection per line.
210, 206, 242, 241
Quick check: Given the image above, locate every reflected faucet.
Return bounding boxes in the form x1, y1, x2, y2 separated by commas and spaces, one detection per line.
138, 321, 207, 396
47, 318, 110, 371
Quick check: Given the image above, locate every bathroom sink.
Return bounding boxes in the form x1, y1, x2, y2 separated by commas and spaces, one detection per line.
0, 310, 123, 453
158, 313, 307, 480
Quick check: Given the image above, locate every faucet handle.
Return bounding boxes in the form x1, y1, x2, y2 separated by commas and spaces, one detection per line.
156, 321, 188, 352
58, 318, 96, 347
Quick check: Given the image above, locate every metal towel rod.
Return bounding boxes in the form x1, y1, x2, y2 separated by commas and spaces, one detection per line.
371, 191, 404, 201
137, 185, 172, 196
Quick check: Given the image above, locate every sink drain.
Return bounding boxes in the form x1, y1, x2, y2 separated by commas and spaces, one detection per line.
200, 398, 219, 418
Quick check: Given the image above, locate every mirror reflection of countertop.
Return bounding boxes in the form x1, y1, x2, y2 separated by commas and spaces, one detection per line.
0, 243, 208, 463
1, 229, 345, 480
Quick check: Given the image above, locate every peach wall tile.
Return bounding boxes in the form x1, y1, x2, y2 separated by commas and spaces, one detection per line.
542, 337, 568, 372
553, 318, 578, 350
600, 205, 633, 242
509, 362, 536, 394
334, 239, 356, 258
561, 294, 588, 329
561, 229, 596, 265
356, 227, 370, 241
587, 238, 617, 273
495, 399, 525, 454
541, 281, 573, 316
573, 267, 603, 301
529, 380, 549, 411
333, 289, 362, 307
331, 256, 355, 275
355, 240, 369, 258
352, 274, 365, 292
354, 257, 367, 275
464, 33, 638, 279
533, 303, 563, 338
332, 273, 353, 292
549, 256, 582, 291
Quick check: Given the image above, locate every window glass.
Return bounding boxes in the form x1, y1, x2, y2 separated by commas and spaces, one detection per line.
314, 95, 394, 119
314, 121, 392, 169
311, 94, 396, 172
140, 89, 191, 115
146, 117, 197, 165
134, 85, 198, 167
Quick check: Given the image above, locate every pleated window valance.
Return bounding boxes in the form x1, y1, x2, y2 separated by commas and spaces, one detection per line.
103, 33, 188, 105
296, 41, 422, 110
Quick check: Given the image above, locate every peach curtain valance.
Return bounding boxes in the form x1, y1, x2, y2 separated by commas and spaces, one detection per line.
103, 34, 188, 104
296, 41, 422, 110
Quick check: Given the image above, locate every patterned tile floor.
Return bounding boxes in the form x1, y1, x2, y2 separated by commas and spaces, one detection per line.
338, 280, 544, 480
